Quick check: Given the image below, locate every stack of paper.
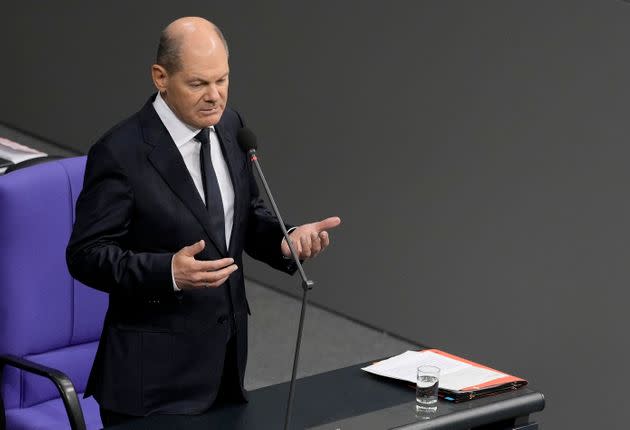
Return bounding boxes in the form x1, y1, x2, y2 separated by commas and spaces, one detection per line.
362, 349, 527, 402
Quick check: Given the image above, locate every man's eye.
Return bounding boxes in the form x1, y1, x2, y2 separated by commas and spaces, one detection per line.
190, 82, 202, 88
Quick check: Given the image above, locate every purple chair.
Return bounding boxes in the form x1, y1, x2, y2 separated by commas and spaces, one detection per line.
0, 156, 107, 430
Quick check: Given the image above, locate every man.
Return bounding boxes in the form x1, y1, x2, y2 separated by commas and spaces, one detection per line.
66, 17, 340, 426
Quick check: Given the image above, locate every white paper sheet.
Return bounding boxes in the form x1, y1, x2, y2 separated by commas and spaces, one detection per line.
362, 350, 509, 392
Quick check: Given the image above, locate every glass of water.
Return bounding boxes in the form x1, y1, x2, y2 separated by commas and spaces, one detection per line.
416, 365, 440, 413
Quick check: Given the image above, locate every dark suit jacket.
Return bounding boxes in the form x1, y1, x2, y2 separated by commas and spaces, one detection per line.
66, 95, 295, 415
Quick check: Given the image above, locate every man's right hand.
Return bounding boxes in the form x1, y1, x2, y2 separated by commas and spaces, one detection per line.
173, 240, 238, 290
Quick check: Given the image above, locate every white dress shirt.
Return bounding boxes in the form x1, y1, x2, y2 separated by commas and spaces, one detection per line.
153, 93, 235, 290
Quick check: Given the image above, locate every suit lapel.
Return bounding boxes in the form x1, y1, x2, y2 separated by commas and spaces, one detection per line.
214, 123, 242, 256
140, 98, 228, 256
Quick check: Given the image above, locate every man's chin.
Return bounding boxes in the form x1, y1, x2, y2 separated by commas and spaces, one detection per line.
197, 110, 224, 127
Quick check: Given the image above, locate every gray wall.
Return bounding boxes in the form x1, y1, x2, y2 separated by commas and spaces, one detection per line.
3, 1, 630, 428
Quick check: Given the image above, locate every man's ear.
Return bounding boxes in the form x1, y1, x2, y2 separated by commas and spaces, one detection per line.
151, 64, 169, 93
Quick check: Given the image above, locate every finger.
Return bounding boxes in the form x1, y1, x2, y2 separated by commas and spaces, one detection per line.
281, 237, 294, 257
192, 273, 229, 289
203, 263, 239, 283
206, 274, 230, 288
196, 257, 235, 271
193, 264, 237, 287
288, 238, 301, 256
300, 235, 311, 258
319, 231, 330, 248
181, 240, 205, 257
310, 231, 322, 255
313, 217, 341, 232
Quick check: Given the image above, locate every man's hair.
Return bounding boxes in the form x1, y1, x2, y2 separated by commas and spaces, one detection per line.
156, 24, 229, 73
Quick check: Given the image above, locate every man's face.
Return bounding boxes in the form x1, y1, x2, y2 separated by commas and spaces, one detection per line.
154, 40, 229, 128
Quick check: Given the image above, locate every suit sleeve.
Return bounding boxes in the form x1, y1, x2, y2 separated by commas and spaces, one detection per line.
66, 141, 173, 299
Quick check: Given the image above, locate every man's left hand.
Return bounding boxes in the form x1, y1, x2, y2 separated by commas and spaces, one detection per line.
281, 216, 341, 259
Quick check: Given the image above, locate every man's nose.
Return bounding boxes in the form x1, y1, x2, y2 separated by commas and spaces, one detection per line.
204, 84, 220, 101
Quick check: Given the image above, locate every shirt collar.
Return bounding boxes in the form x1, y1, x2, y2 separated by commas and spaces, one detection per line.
152, 92, 215, 148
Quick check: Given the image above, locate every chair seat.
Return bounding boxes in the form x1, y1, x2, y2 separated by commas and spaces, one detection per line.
6, 393, 102, 430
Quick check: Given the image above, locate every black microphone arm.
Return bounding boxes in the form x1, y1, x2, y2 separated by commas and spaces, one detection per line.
249, 150, 313, 290
238, 127, 313, 430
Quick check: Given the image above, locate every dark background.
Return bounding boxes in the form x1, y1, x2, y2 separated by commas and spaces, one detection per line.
3, 1, 630, 427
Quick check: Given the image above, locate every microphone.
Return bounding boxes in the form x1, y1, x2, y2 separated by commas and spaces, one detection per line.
237, 127, 314, 430
237, 127, 311, 286
237, 126, 258, 154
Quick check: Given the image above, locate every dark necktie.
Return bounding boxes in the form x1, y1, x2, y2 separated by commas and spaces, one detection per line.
197, 128, 227, 252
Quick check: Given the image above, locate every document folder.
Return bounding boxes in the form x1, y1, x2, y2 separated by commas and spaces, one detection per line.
362, 349, 527, 402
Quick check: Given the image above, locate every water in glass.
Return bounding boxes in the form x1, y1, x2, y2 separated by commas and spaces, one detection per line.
416, 374, 438, 412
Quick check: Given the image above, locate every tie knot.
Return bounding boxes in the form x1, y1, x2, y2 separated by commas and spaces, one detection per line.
195, 128, 210, 146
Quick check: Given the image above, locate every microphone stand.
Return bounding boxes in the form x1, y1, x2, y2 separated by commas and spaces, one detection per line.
246, 150, 314, 430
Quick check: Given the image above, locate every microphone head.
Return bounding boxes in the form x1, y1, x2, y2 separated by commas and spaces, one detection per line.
237, 127, 258, 152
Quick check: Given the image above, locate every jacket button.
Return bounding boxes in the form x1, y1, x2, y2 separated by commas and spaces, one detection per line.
217, 315, 228, 324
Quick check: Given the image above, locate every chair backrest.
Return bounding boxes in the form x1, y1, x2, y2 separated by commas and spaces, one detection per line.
0, 156, 108, 409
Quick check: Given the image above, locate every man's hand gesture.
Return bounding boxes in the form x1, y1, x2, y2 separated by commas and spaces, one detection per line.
281, 216, 341, 259
173, 240, 238, 290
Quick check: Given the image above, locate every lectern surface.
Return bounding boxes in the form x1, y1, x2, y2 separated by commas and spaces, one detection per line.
109, 362, 543, 430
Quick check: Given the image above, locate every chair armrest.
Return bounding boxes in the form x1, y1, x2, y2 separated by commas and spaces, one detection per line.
0, 354, 87, 430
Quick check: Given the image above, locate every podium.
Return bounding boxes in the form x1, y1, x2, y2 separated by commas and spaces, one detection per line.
110, 361, 544, 430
